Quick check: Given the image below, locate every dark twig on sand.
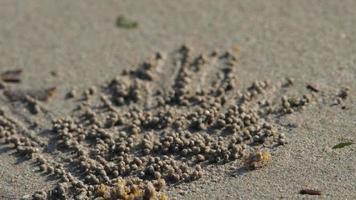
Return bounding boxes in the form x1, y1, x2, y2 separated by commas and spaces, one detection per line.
299, 189, 321, 195
1, 69, 23, 83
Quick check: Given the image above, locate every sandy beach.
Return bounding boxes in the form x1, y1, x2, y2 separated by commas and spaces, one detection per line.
0, 1, 355, 199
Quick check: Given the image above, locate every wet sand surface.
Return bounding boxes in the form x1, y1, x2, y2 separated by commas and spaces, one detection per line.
0, 0, 355, 199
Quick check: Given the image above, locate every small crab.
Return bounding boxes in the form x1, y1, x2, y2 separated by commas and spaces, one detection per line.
245, 150, 272, 169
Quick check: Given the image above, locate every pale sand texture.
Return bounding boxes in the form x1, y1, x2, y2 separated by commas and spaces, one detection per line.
0, 0, 355, 199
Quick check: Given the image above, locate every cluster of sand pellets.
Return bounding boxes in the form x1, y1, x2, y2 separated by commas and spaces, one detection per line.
0, 45, 349, 200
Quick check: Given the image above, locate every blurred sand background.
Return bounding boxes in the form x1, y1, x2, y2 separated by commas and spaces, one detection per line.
0, 0, 355, 199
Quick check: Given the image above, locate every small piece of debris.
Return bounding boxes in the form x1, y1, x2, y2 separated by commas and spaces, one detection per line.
1, 69, 23, 83
116, 15, 138, 29
50, 70, 58, 77
338, 87, 349, 99
299, 189, 321, 195
306, 84, 319, 92
332, 141, 354, 149
3, 87, 57, 102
